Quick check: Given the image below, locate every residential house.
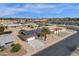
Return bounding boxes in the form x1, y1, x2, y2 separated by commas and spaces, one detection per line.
0, 33, 15, 48
18, 28, 42, 41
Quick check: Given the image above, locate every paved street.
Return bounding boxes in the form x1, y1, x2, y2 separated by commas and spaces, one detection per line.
33, 27, 79, 56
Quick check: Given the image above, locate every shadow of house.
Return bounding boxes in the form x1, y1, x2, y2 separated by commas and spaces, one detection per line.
33, 28, 79, 56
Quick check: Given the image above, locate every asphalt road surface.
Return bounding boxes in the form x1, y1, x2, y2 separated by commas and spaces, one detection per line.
33, 27, 79, 56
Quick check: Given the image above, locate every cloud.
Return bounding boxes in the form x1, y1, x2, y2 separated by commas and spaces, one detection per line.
0, 4, 22, 16
0, 4, 33, 16
0, 4, 58, 16
0, 3, 58, 16
0, 3, 79, 17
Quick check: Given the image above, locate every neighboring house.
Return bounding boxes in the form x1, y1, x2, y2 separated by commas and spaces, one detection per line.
24, 23, 38, 28
1, 23, 22, 28
0, 33, 15, 47
18, 28, 42, 41
2, 23, 38, 28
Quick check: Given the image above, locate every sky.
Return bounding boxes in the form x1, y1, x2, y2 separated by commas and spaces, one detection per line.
0, 3, 79, 18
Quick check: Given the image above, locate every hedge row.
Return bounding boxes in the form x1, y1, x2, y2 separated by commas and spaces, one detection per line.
0, 31, 12, 35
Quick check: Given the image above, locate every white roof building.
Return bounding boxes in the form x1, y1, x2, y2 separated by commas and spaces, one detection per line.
2, 23, 38, 27
0, 34, 15, 47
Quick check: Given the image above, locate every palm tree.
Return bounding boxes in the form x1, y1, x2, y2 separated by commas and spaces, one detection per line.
41, 27, 50, 41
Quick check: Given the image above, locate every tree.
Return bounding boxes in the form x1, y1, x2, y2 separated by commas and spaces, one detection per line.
0, 26, 4, 33
41, 27, 50, 41
25, 19, 28, 23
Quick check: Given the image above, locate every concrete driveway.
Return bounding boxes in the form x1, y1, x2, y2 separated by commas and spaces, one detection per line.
28, 39, 44, 49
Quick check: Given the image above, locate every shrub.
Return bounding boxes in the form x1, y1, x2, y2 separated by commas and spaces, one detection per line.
0, 31, 12, 35
30, 26, 34, 28
0, 46, 5, 51
11, 43, 15, 47
11, 43, 21, 52
4, 26, 8, 29
37, 34, 41, 37
27, 25, 30, 27
0, 26, 4, 33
